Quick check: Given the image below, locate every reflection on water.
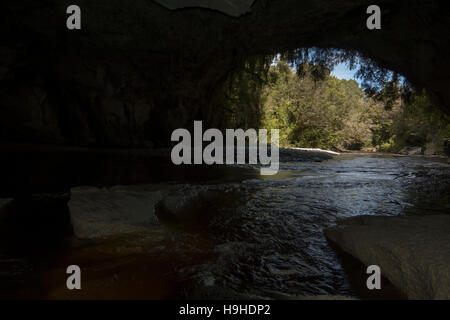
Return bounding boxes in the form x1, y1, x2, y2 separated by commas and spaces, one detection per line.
1, 155, 449, 299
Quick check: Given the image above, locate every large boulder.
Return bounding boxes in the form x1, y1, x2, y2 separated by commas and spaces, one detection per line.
69, 184, 173, 239
324, 215, 450, 299
155, 184, 240, 225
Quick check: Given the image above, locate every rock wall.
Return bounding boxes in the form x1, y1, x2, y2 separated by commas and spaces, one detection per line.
1, 0, 449, 146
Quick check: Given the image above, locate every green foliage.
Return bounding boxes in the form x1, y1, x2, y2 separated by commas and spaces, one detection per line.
211, 51, 449, 155
281, 47, 407, 97
261, 60, 380, 150
210, 55, 273, 130
262, 60, 449, 153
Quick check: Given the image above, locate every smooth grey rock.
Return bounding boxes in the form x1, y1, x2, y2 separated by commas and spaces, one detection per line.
69, 185, 173, 239
325, 215, 450, 299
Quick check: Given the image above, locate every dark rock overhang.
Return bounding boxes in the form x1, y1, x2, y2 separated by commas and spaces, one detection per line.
1, 0, 449, 147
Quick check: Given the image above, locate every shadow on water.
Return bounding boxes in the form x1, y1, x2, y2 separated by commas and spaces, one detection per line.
0, 153, 449, 299
0, 194, 72, 299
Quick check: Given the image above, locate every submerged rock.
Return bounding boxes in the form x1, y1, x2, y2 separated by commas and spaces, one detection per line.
69, 185, 173, 239
156, 184, 240, 225
156, 186, 205, 224
324, 215, 450, 299
68, 183, 236, 238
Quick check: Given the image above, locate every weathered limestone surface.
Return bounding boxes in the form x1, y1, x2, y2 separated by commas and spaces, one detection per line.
69, 185, 173, 238
325, 215, 450, 299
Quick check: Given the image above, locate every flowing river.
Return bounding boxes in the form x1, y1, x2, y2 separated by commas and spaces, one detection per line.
0, 154, 449, 299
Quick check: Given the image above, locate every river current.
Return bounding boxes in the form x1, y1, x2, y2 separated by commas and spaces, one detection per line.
1, 154, 449, 299
133, 154, 450, 299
